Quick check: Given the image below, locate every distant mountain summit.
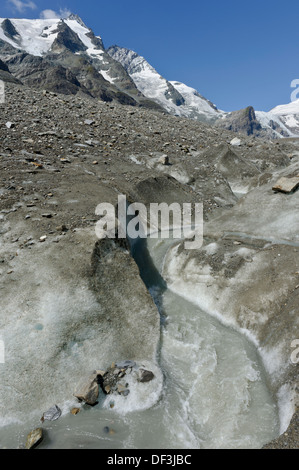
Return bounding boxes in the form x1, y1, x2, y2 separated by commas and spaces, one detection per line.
107, 45, 224, 123
0, 14, 298, 138
0, 15, 163, 108
269, 100, 299, 135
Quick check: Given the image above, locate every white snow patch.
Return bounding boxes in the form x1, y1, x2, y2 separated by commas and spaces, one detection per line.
99, 69, 115, 84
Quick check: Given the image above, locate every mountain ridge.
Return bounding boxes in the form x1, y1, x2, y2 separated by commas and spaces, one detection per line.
0, 14, 298, 139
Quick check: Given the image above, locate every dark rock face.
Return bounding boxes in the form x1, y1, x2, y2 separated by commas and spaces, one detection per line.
5, 53, 84, 94
0, 57, 21, 84
0, 38, 21, 55
165, 81, 185, 106
215, 106, 263, 136
0, 58, 9, 72
2, 48, 140, 104
1, 19, 20, 41
51, 21, 88, 54
85, 30, 105, 52
48, 50, 138, 104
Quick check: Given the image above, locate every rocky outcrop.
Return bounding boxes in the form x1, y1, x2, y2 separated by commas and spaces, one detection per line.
52, 51, 140, 104
0, 57, 21, 84
50, 20, 88, 54
215, 106, 263, 136
6, 53, 85, 95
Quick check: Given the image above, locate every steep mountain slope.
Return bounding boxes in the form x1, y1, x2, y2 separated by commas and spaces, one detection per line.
215, 106, 263, 136
0, 16, 163, 109
269, 99, 299, 135
107, 45, 299, 138
169, 80, 224, 123
0, 57, 20, 84
107, 45, 223, 123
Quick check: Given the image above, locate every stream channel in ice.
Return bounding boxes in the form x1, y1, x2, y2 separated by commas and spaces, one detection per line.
1, 234, 280, 449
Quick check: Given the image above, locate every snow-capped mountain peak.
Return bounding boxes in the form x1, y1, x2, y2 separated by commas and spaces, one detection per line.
268, 99, 299, 135
0, 14, 299, 138
107, 45, 186, 109
0, 15, 104, 58
0, 18, 60, 56
107, 45, 223, 122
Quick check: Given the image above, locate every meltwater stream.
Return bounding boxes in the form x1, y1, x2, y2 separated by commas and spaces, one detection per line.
1, 235, 280, 449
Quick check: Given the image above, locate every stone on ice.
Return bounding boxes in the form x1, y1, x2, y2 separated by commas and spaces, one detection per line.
272, 176, 299, 194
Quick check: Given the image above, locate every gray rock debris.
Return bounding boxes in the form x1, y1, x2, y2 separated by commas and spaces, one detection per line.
99, 362, 134, 396
96, 361, 155, 396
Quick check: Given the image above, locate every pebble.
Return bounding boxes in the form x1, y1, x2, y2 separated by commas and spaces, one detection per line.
5, 122, 14, 129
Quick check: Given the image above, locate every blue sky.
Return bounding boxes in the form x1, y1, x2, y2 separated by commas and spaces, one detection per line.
1, 0, 299, 112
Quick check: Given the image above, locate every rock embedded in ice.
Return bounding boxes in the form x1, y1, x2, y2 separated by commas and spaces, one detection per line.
158, 155, 169, 165
101, 366, 127, 394
137, 368, 155, 383
25, 428, 43, 449
103, 426, 116, 435
41, 404, 62, 422
100, 361, 138, 395
272, 176, 299, 194
117, 383, 130, 395
74, 373, 99, 405
230, 137, 241, 146
5, 122, 14, 129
